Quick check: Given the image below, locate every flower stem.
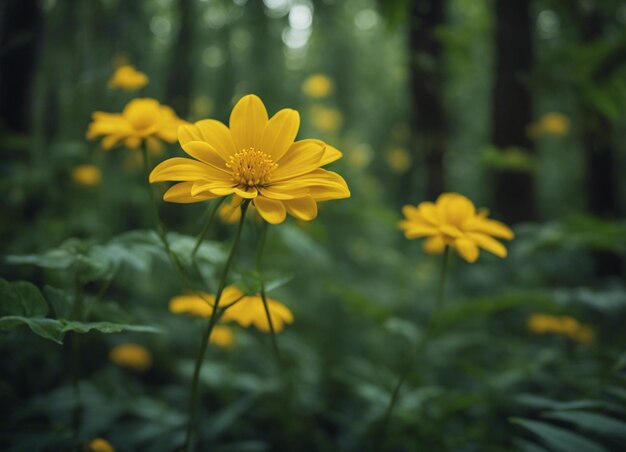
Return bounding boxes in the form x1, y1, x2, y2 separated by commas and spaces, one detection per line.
183, 200, 249, 452
140, 145, 192, 290
256, 223, 280, 360
374, 246, 450, 451
192, 198, 226, 261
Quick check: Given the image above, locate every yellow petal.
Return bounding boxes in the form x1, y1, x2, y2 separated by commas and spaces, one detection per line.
320, 144, 343, 166
178, 124, 204, 146
467, 232, 508, 258
286, 169, 350, 201
284, 196, 318, 221
470, 217, 515, 240
258, 186, 300, 200
163, 182, 217, 203
439, 224, 463, 238
418, 202, 440, 225
454, 237, 479, 263
272, 139, 324, 181
150, 157, 226, 182
254, 197, 287, 224
195, 119, 238, 160
423, 236, 446, 254
181, 141, 228, 171
229, 94, 268, 151
260, 108, 300, 161
404, 225, 438, 239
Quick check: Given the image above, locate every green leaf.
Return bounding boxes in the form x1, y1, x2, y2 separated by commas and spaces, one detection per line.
0, 278, 48, 317
510, 418, 608, 452
543, 410, 626, 439
515, 394, 605, 411
0, 316, 161, 344
43, 285, 73, 319
0, 316, 64, 343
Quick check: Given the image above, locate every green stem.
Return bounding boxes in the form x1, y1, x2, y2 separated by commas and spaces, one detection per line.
256, 223, 280, 359
183, 201, 250, 452
140, 145, 192, 290
374, 246, 450, 451
192, 198, 226, 261
70, 271, 84, 440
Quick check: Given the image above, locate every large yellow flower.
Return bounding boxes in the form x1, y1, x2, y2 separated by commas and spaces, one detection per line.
169, 285, 294, 333
87, 98, 186, 152
399, 193, 514, 263
149, 94, 350, 224
108, 64, 148, 91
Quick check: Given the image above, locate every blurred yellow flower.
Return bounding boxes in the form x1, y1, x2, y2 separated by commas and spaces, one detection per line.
85, 438, 115, 452
170, 286, 293, 332
347, 143, 373, 169
528, 314, 594, 343
72, 164, 102, 186
150, 94, 350, 224
108, 64, 148, 91
87, 98, 185, 152
399, 193, 514, 263
527, 112, 570, 138
387, 148, 412, 173
169, 293, 214, 318
302, 74, 334, 98
109, 343, 152, 371
309, 105, 343, 134
192, 96, 214, 118
210, 325, 234, 347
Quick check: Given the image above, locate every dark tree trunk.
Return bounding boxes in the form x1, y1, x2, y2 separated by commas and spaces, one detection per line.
0, 0, 42, 135
491, 0, 535, 223
581, 9, 621, 277
166, 0, 195, 117
404, 0, 447, 202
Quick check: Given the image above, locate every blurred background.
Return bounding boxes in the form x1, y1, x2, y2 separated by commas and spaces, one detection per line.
1, 0, 626, 451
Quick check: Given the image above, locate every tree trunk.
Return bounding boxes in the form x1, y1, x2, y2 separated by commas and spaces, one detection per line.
404, 0, 447, 202
166, 0, 195, 117
581, 9, 621, 277
491, 0, 535, 223
0, 0, 42, 135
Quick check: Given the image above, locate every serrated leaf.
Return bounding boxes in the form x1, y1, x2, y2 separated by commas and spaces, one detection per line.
511, 418, 608, 452
0, 278, 48, 317
543, 410, 626, 439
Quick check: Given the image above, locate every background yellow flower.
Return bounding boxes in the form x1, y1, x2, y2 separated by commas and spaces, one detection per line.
85, 438, 115, 452
72, 164, 102, 186
399, 193, 514, 263
109, 343, 152, 371
108, 64, 148, 91
87, 98, 185, 151
302, 74, 334, 98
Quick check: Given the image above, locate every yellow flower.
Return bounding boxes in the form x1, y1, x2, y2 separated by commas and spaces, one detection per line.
109, 343, 152, 371
399, 193, 514, 263
527, 314, 594, 344
302, 74, 333, 98
85, 438, 115, 452
347, 144, 373, 169
527, 113, 570, 138
387, 148, 412, 173
169, 293, 214, 318
150, 94, 350, 224
108, 64, 148, 91
169, 286, 294, 333
540, 112, 570, 136
210, 325, 235, 347
87, 98, 185, 152
308, 105, 343, 134
72, 164, 102, 186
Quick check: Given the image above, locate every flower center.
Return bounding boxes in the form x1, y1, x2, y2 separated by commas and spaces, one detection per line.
226, 148, 277, 188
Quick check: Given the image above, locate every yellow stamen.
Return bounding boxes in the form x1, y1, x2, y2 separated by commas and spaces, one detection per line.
226, 148, 277, 188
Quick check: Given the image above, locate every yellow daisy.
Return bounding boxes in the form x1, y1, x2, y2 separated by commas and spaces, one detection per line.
302, 74, 333, 98
149, 94, 350, 224
399, 193, 514, 263
210, 325, 235, 347
169, 286, 293, 333
87, 98, 186, 153
108, 64, 148, 91
85, 438, 115, 452
109, 343, 152, 371
72, 164, 102, 186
